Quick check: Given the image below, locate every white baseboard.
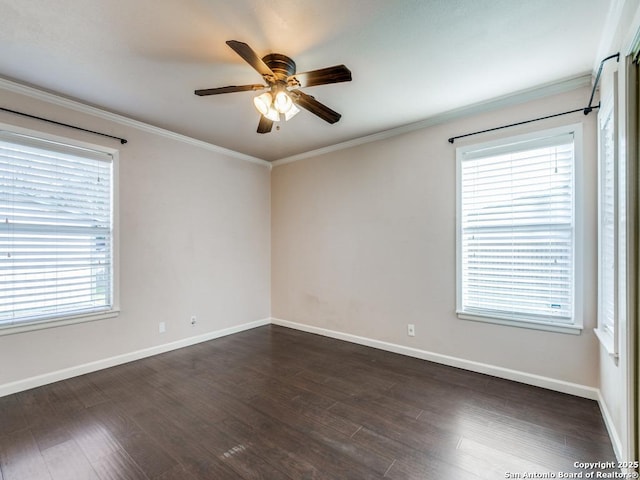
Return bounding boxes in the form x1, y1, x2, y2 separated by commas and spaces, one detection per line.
2, 315, 622, 461
597, 390, 624, 462
271, 319, 630, 460
271, 317, 600, 400
0, 318, 271, 398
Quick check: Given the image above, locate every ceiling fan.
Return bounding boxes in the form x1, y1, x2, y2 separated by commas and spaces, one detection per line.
195, 40, 352, 134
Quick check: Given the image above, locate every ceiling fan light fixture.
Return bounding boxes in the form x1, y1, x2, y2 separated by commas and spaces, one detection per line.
274, 91, 294, 114
264, 106, 280, 122
253, 92, 273, 116
284, 103, 300, 121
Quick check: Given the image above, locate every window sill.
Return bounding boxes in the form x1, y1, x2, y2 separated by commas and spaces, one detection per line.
457, 312, 582, 335
0, 309, 120, 336
593, 328, 619, 362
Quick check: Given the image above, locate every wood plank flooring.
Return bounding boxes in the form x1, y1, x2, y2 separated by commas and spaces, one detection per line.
0, 325, 617, 479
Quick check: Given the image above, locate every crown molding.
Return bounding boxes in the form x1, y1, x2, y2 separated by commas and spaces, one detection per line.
595, 0, 640, 63
0, 77, 271, 167
271, 73, 592, 167
624, 0, 640, 55
595, 0, 626, 65
1, 73, 592, 170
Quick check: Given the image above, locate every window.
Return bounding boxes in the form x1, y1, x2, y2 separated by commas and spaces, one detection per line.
456, 125, 582, 334
595, 81, 619, 357
0, 129, 118, 334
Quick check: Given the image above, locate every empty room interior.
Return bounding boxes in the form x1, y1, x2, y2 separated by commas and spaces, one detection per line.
1, 1, 640, 478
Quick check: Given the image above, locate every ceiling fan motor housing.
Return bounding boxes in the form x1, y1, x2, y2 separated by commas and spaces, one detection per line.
262, 53, 296, 83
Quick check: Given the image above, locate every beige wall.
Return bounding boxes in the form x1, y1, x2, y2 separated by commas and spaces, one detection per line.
0, 82, 602, 395
272, 86, 599, 388
0, 85, 271, 387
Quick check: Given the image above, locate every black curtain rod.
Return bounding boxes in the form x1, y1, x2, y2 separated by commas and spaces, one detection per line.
448, 52, 620, 144
584, 52, 620, 114
447, 107, 593, 143
0, 107, 128, 144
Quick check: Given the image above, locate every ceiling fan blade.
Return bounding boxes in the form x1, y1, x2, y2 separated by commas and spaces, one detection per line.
288, 65, 352, 88
226, 40, 276, 82
257, 115, 273, 134
194, 84, 266, 96
290, 90, 342, 124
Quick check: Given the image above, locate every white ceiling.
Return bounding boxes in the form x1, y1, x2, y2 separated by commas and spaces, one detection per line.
1, 0, 612, 161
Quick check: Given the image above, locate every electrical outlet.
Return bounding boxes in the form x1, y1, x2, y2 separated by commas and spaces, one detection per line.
190, 315, 197, 327
159, 322, 166, 333
407, 324, 415, 337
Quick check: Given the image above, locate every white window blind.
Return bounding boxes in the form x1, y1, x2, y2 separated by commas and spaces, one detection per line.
599, 106, 616, 336
0, 131, 114, 327
458, 133, 575, 326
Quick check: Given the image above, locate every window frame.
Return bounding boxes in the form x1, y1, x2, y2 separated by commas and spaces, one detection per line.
0, 122, 119, 336
455, 123, 584, 335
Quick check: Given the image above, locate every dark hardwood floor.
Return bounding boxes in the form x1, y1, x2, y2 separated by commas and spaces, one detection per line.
0, 325, 617, 479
